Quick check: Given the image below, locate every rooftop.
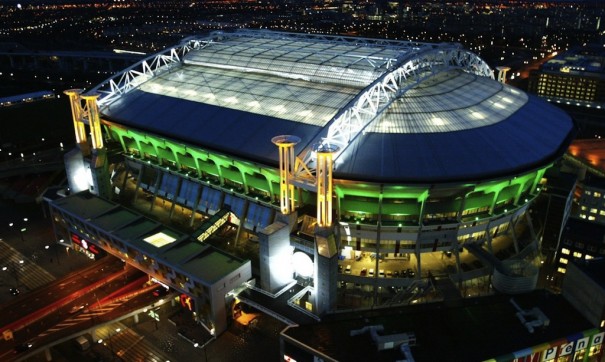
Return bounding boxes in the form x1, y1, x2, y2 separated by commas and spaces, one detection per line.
51, 191, 248, 286
282, 291, 594, 362
541, 45, 605, 78
570, 258, 605, 294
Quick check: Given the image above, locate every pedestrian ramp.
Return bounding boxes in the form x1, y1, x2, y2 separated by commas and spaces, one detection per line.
192, 208, 231, 243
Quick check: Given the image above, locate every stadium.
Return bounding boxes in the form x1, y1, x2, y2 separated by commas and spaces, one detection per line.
49, 29, 575, 331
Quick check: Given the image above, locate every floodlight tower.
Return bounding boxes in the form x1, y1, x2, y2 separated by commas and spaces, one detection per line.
496, 66, 511, 84
63, 90, 112, 198
312, 143, 339, 315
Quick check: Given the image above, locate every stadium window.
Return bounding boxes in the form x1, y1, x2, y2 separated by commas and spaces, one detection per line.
557, 267, 566, 274
559, 257, 568, 264
573, 251, 583, 258
589, 216, 596, 221
595, 192, 602, 198
586, 255, 594, 260
600, 210, 605, 216
561, 248, 570, 255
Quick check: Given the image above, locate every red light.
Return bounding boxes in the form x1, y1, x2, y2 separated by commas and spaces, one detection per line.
70, 233, 99, 254
180, 294, 194, 311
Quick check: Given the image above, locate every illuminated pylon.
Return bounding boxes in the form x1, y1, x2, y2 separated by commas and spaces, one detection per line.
82, 94, 104, 150
271, 135, 301, 215
315, 143, 339, 227
496, 66, 511, 84
63, 89, 87, 147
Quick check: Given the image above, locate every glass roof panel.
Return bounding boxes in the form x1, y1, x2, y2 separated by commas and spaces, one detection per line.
369, 70, 528, 134
138, 64, 359, 127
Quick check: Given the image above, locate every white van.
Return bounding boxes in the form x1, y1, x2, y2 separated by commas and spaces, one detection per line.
369, 268, 375, 277
345, 265, 352, 274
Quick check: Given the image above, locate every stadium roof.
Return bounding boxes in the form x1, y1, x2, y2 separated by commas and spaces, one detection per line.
95, 29, 575, 184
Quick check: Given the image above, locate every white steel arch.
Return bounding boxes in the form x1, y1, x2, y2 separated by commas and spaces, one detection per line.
87, 37, 217, 108
293, 45, 494, 181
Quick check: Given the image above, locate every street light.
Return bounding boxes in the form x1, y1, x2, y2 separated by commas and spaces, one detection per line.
1, 260, 24, 291
8, 220, 27, 241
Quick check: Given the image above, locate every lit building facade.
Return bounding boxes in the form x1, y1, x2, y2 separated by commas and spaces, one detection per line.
528, 45, 605, 109
54, 30, 575, 321
577, 175, 605, 225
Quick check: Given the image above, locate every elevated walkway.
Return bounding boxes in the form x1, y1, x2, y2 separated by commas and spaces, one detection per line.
464, 242, 511, 275
236, 283, 319, 326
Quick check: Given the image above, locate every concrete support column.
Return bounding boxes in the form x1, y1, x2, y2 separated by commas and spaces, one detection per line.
190, 184, 203, 228
134, 313, 139, 324
133, 165, 144, 204
45, 348, 52, 361
149, 171, 162, 212
169, 176, 183, 220
509, 219, 520, 254
235, 199, 250, 247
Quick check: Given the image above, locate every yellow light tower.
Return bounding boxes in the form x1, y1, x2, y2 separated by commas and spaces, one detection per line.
315, 143, 339, 228
271, 135, 301, 215
81, 94, 103, 150
63, 89, 89, 155
496, 66, 511, 84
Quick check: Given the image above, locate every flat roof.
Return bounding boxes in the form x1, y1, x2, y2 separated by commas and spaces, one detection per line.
541, 45, 605, 78
571, 258, 605, 292
51, 191, 248, 286
282, 291, 594, 361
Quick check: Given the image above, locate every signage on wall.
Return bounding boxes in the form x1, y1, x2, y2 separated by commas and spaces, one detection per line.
510, 331, 604, 362
180, 294, 195, 311
70, 233, 101, 255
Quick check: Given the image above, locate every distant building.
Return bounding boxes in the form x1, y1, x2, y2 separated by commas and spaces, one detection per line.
555, 139, 605, 277
562, 258, 605, 328
577, 174, 605, 225
528, 45, 605, 109
557, 217, 605, 277
539, 168, 577, 256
